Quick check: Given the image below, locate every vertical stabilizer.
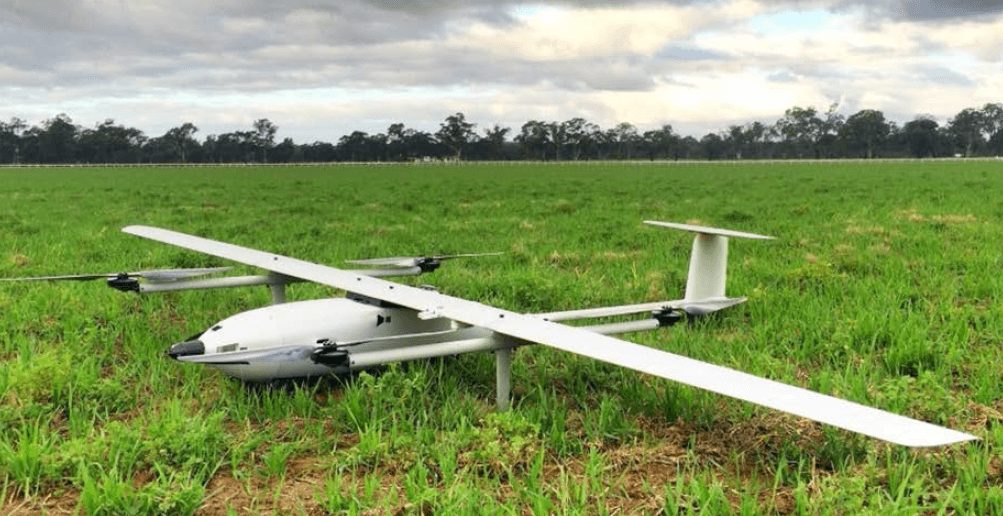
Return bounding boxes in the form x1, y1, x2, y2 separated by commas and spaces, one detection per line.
686, 233, 728, 301
643, 220, 773, 303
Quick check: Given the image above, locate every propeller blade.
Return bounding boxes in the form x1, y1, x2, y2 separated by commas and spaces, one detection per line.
0, 273, 118, 282
133, 267, 231, 283
346, 252, 502, 268
433, 252, 504, 261
345, 256, 422, 267
0, 266, 230, 283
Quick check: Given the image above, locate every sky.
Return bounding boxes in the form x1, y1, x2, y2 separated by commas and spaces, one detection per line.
2, 0, 1003, 142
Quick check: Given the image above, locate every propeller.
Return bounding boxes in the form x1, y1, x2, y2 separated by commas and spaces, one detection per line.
346, 252, 502, 271
0, 266, 231, 284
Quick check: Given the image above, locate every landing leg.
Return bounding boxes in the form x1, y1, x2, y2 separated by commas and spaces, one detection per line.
495, 347, 512, 411
269, 283, 286, 305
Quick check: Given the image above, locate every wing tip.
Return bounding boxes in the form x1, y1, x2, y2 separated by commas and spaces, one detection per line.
123, 225, 180, 239
883, 429, 979, 448
122, 224, 153, 235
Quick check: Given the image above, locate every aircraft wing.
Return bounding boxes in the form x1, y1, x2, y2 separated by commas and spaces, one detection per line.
122, 225, 977, 447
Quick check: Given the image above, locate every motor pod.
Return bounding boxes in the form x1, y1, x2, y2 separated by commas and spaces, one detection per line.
311, 347, 350, 373
167, 339, 205, 359
106, 273, 140, 292
415, 258, 442, 273
652, 309, 683, 327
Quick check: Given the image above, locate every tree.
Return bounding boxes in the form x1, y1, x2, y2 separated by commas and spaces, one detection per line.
38, 114, 79, 163
818, 103, 845, 158
436, 112, 476, 160
641, 124, 677, 160
723, 125, 749, 159
368, 132, 389, 161
700, 133, 726, 160
78, 119, 145, 163
338, 131, 372, 161
515, 120, 550, 160
198, 131, 257, 162
612, 122, 639, 159
587, 124, 610, 159
270, 137, 298, 162
164, 122, 199, 163
386, 123, 407, 161
547, 122, 567, 160
0, 117, 27, 164
839, 109, 890, 158
142, 136, 177, 163
482, 125, 510, 160
560, 118, 593, 160
675, 136, 701, 159
902, 116, 940, 158
981, 103, 1003, 155
252, 118, 278, 162
946, 108, 985, 157
402, 129, 443, 160
774, 106, 823, 158
302, 141, 338, 162
744, 121, 770, 159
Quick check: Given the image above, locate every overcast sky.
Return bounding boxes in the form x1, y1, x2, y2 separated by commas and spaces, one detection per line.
2, 0, 1002, 142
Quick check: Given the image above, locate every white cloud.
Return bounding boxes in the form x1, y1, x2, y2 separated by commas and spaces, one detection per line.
455, 1, 765, 61
1, 0, 1002, 139
916, 18, 1003, 61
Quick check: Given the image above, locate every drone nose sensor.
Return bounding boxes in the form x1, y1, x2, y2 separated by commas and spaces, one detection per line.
167, 339, 205, 359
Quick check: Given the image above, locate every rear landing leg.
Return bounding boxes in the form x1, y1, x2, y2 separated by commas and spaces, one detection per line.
495, 347, 512, 411
269, 283, 286, 304
267, 273, 287, 304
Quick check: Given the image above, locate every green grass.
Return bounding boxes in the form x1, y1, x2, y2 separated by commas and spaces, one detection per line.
1, 161, 1002, 513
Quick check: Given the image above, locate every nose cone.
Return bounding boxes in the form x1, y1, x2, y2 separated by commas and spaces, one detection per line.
167, 339, 205, 359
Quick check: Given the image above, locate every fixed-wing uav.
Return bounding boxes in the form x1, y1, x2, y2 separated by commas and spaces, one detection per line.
3, 221, 976, 448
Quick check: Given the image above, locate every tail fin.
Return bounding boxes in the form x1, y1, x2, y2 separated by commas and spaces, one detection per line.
643, 221, 773, 303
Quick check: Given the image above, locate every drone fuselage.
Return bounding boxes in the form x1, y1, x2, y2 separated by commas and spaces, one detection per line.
172, 297, 489, 381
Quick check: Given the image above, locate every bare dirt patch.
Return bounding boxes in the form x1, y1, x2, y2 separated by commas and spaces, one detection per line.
896, 210, 977, 225
199, 457, 327, 515
931, 214, 976, 224
537, 415, 826, 514
3, 489, 79, 516
845, 224, 890, 237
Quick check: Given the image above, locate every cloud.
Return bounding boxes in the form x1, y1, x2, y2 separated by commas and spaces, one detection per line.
1, 0, 1002, 140
0, 0, 766, 99
916, 66, 976, 87
841, 0, 1003, 21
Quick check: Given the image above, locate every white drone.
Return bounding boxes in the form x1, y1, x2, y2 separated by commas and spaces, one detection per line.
5, 221, 976, 448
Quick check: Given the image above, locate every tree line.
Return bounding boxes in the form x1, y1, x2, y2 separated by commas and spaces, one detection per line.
2, 104, 1003, 164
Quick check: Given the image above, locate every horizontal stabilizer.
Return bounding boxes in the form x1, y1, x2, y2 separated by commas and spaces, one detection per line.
643, 220, 774, 240
678, 297, 746, 315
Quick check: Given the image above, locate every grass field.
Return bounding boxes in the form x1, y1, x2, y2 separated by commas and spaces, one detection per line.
1, 161, 1002, 514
